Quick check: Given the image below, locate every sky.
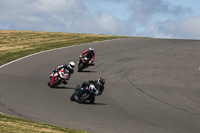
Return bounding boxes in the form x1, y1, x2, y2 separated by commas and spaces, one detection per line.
0, 0, 200, 39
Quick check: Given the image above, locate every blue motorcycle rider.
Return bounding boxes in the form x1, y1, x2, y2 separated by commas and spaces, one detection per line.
70, 77, 105, 103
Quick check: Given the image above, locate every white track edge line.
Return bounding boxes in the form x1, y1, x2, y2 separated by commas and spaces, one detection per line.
0, 38, 125, 69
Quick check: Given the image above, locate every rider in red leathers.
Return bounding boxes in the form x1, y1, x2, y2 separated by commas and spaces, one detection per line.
79, 47, 95, 66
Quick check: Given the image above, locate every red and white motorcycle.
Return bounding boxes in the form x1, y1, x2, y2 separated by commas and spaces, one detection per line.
48, 68, 69, 88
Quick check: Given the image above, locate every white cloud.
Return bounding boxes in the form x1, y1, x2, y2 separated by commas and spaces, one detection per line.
128, 0, 191, 25
95, 14, 120, 34
0, 0, 129, 35
138, 15, 200, 39
180, 16, 200, 37
0, 0, 199, 39
0, 0, 89, 31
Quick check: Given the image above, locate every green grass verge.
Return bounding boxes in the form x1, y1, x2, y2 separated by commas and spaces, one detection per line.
0, 113, 89, 133
0, 30, 130, 132
0, 30, 129, 66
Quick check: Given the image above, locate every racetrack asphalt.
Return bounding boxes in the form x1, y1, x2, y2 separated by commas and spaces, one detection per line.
1, 38, 200, 133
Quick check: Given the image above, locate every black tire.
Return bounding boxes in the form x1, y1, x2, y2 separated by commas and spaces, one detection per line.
78, 63, 84, 72
70, 93, 76, 101
78, 92, 91, 103
89, 96, 95, 103
50, 77, 60, 88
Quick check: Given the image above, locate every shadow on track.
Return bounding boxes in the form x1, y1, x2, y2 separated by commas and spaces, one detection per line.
78, 70, 96, 73
80, 102, 107, 105
51, 86, 75, 89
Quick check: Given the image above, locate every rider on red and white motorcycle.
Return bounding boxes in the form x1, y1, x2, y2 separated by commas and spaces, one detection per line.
48, 62, 75, 86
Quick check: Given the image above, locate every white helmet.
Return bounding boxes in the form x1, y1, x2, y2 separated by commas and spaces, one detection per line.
89, 47, 94, 53
69, 62, 75, 68
89, 85, 95, 91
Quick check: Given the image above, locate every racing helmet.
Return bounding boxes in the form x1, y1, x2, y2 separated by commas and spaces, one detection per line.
89, 85, 95, 91
89, 47, 94, 53
98, 77, 105, 86
69, 62, 75, 68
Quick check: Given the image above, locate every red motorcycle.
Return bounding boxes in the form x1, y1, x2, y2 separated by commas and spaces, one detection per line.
48, 68, 69, 88
78, 56, 94, 72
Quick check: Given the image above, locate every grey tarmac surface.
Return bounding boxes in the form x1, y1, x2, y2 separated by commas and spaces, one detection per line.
1, 38, 200, 133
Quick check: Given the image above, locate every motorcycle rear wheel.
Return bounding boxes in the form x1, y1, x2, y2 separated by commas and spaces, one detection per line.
89, 96, 95, 103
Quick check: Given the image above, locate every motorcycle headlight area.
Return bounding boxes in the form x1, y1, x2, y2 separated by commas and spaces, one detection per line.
54, 73, 58, 76
59, 72, 66, 78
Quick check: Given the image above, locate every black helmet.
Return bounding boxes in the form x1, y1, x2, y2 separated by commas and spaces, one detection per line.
98, 77, 105, 86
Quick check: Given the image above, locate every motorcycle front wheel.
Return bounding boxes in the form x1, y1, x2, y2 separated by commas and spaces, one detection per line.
78, 92, 91, 103
78, 63, 84, 72
70, 92, 76, 101
50, 77, 61, 88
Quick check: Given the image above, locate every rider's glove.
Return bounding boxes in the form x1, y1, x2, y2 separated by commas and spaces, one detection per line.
53, 69, 57, 73
94, 89, 99, 95
79, 55, 82, 58
89, 61, 92, 64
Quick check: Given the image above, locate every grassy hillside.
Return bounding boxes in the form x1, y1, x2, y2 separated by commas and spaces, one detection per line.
0, 30, 129, 132
0, 30, 128, 66
0, 113, 89, 133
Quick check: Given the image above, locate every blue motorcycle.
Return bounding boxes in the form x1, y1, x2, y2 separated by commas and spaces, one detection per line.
70, 84, 96, 103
